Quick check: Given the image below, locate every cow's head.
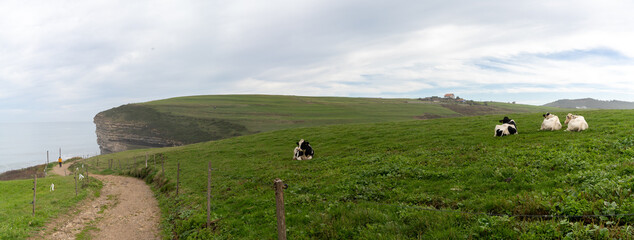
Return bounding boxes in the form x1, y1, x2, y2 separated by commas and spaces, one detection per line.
499, 116, 516, 126
543, 112, 551, 118
300, 141, 310, 149
565, 113, 575, 124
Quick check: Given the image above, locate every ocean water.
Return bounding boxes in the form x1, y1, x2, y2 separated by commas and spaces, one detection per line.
0, 122, 99, 174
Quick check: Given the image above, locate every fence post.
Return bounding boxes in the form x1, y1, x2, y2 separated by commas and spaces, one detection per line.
74, 171, 78, 196
274, 178, 287, 240
207, 161, 211, 228
32, 174, 37, 216
176, 162, 180, 197
145, 153, 148, 167
162, 159, 165, 175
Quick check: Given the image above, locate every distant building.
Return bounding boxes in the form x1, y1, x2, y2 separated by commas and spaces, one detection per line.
444, 93, 455, 99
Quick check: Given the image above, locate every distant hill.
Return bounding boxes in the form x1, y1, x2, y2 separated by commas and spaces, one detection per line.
543, 98, 634, 109
94, 95, 564, 154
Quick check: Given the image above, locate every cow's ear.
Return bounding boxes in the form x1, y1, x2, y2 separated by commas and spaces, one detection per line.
499, 119, 503, 123
305, 141, 309, 144
296, 142, 299, 145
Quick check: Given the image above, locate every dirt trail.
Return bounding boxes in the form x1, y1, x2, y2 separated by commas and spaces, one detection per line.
50, 161, 70, 176
34, 163, 160, 239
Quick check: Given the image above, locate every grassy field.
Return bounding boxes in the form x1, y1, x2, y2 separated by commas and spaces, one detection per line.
97, 95, 565, 148
81, 109, 634, 239
0, 162, 101, 239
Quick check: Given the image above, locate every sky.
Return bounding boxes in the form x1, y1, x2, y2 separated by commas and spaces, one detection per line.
2, 0, 634, 122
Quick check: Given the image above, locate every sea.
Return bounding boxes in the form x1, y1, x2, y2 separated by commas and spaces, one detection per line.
0, 122, 100, 174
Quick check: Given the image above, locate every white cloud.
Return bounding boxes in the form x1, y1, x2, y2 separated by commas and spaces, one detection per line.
2, 0, 634, 121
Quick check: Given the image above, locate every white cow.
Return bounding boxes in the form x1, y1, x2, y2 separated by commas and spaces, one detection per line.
540, 112, 562, 131
564, 113, 588, 132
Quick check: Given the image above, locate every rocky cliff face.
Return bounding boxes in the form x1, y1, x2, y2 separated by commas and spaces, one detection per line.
94, 111, 182, 154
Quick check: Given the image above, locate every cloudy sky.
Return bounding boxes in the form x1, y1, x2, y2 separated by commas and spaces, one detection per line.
2, 0, 634, 122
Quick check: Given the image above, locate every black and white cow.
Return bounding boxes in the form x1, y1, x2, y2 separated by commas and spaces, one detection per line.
293, 139, 314, 160
494, 116, 517, 137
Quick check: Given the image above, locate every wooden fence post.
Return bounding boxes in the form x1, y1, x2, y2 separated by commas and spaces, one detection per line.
32, 174, 37, 216
74, 171, 78, 196
207, 161, 212, 228
145, 153, 148, 167
274, 178, 287, 240
176, 162, 180, 197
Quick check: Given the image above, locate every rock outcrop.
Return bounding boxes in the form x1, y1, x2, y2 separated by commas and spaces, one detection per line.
94, 111, 182, 154
93, 103, 250, 154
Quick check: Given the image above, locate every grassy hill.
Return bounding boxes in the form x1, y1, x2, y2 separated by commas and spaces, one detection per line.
95, 95, 565, 152
139, 95, 564, 132
544, 98, 634, 109
84, 109, 634, 239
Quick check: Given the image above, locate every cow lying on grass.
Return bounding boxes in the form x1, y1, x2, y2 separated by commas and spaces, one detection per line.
494, 116, 517, 137
564, 113, 589, 132
293, 139, 314, 160
540, 112, 562, 131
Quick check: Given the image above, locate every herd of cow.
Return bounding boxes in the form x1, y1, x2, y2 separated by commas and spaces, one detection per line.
495, 112, 589, 137
292, 112, 590, 160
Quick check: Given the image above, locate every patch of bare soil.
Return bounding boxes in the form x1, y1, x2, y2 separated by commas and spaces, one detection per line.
414, 113, 445, 120
441, 103, 502, 116
50, 162, 70, 177
30, 175, 160, 240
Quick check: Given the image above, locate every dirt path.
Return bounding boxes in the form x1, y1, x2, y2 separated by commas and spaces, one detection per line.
33, 170, 161, 239
50, 161, 70, 176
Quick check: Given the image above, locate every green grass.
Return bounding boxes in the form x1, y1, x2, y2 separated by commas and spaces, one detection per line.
83, 109, 634, 239
97, 95, 565, 148
0, 171, 101, 239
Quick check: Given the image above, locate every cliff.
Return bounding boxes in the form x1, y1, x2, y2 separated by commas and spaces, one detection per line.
94, 108, 183, 154
94, 103, 250, 154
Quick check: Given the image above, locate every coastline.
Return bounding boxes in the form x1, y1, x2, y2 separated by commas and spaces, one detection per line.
0, 163, 48, 181
0, 157, 84, 181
